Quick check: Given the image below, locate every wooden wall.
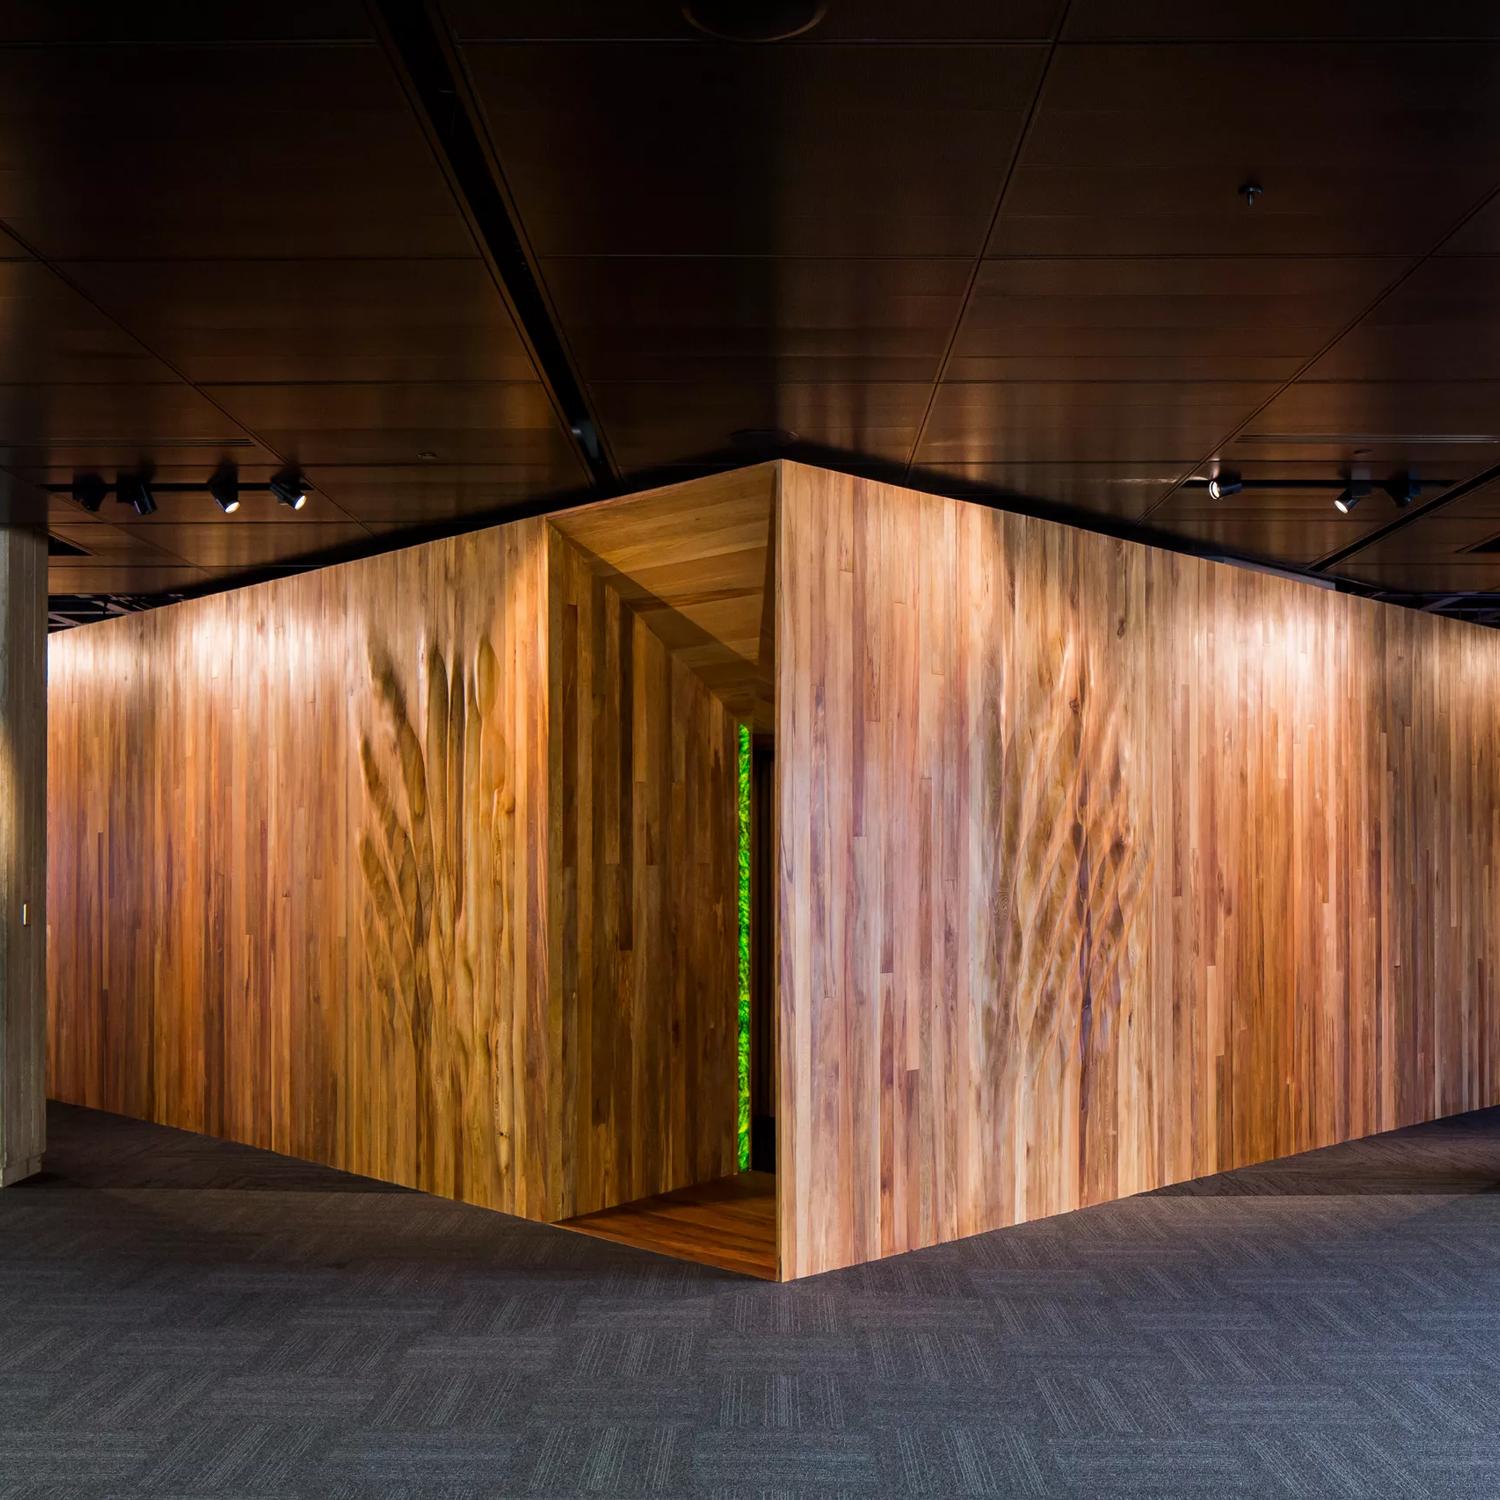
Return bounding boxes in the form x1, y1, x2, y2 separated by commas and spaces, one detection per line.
776, 463, 1500, 1279
47, 504, 744, 1225
548, 528, 739, 1217
0, 526, 46, 1187
48, 522, 557, 1217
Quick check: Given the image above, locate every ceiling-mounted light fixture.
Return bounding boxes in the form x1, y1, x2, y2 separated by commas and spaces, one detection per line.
1333, 481, 1372, 515
71, 474, 108, 513
207, 465, 240, 515
1207, 469, 1243, 499
682, 0, 827, 41
270, 471, 309, 511
1381, 473, 1421, 508
116, 474, 157, 516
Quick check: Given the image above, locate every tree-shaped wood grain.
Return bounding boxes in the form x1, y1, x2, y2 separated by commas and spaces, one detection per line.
983, 589, 1149, 1220
357, 633, 515, 1203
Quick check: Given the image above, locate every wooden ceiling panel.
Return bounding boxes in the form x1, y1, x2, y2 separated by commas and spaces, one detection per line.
1153, 513, 1385, 565
550, 463, 778, 723
0, 48, 475, 258
1065, 0, 1500, 39
912, 460, 1185, 519
309, 464, 578, 522
990, 45, 1500, 257
587, 381, 932, 473
197, 382, 584, 469
1244, 382, 1500, 445
916, 380, 1275, 464
541, 256, 969, 384
465, 43, 1046, 256
47, 522, 186, 562
0, 262, 174, 384
1308, 258, 1500, 381
59, 260, 537, 384
134, 521, 370, 570
46, 562, 208, 593
0, 2, 371, 42
1334, 558, 1500, 591
0, 383, 244, 448
449, 1, 1064, 41
950, 257, 1407, 382
1443, 476, 1500, 517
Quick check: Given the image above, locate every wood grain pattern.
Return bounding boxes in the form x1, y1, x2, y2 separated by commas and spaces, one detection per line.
548, 526, 740, 1217
776, 461, 1500, 1279
559, 1171, 777, 1280
0, 525, 46, 1186
47, 489, 747, 1235
549, 465, 777, 729
47, 522, 557, 1216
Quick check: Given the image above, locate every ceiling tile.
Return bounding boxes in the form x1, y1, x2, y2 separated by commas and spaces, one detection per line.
0, 2, 371, 42
1153, 513, 1384, 565
951, 257, 1406, 381
60, 260, 538, 384
46, 562, 208, 593
311, 464, 579, 522
0, 383, 245, 446
450, 0, 1064, 40
1334, 558, 1500, 590
0, 262, 174, 383
137, 521, 369, 569
466, 43, 1046, 256
990, 45, 1500, 257
587, 380, 932, 472
1308, 258, 1500, 380
1065, 0, 1500, 39
198, 381, 583, 468
542, 256, 969, 383
916, 380, 1275, 463
0, 48, 475, 258
1243, 381, 1500, 445
912, 460, 1186, 519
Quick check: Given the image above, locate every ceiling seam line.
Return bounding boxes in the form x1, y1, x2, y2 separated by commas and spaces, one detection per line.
366, 0, 618, 490
0, 219, 375, 557
1137, 177, 1500, 533
900, 4, 1075, 479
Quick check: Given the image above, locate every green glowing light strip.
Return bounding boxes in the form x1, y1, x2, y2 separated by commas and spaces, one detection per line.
736, 722, 752, 1171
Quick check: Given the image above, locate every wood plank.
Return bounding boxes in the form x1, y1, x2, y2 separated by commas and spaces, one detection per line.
47, 520, 557, 1217
547, 525, 740, 1218
548, 465, 777, 729
0, 525, 46, 1186
776, 461, 1500, 1279
559, 1171, 778, 1280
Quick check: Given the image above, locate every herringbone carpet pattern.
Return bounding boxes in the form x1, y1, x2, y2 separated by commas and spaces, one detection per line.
2, 1103, 1499, 1498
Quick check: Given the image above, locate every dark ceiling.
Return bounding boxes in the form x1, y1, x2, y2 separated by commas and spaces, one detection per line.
10, 1, 1500, 625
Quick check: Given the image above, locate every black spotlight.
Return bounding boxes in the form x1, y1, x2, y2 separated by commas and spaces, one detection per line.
270, 471, 309, 511
71, 474, 108, 513
117, 474, 157, 516
1333, 481, 1372, 515
1381, 473, 1421, 508
207, 465, 240, 515
1206, 469, 1243, 499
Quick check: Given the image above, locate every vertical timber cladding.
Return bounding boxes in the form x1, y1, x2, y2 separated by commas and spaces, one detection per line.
776, 462, 1500, 1280
0, 526, 46, 1187
546, 524, 740, 1219
47, 522, 557, 1219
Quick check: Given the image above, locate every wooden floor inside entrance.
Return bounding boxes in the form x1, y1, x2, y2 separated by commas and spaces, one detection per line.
559, 1172, 777, 1280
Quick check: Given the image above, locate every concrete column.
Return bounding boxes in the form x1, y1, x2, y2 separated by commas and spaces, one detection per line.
0, 523, 45, 1187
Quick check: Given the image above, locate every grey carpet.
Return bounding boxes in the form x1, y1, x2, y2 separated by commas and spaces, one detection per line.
2, 1102, 1500, 1499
